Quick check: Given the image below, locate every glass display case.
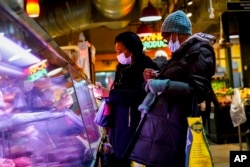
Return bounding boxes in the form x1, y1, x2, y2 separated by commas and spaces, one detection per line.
0, 2, 101, 167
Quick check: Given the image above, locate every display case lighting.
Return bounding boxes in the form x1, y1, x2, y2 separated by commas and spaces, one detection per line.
47, 67, 63, 77
0, 34, 40, 67
8, 49, 32, 62
0, 62, 25, 76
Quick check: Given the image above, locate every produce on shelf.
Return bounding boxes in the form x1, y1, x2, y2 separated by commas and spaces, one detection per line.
213, 87, 250, 106
214, 87, 234, 97
213, 87, 233, 106
239, 88, 250, 105
239, 88, 250, 99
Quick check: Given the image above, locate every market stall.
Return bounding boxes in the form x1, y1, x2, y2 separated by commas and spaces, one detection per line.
204, 75, 250, 144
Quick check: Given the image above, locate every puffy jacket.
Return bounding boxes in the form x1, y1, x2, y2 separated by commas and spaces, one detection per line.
108, 55, 159, 159
129, 33, 216, 167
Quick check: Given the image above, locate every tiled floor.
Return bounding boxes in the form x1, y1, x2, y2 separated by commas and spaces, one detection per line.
209, 140, 248, 167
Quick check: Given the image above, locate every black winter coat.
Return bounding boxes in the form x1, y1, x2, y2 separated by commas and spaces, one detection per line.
108, 55, 159, 160
129, 33, 216, 167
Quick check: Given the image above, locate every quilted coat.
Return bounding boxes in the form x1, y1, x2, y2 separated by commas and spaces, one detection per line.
108, 54, 159, 161
129, 33, 216, 167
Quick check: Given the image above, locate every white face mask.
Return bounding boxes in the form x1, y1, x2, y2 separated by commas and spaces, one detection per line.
168, 35, 181, 53
117, 53, 132, 65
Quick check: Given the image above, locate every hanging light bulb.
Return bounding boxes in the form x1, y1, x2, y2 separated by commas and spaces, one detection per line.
26, 0, 40, 18
139, 1, 162, 22
187, 0, 193, 6
186, 12, 192, 18
136, 23, 153, 36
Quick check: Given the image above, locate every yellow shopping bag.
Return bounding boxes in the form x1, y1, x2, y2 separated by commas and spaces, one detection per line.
131, 161, 146, 167
185, 116, 214, 167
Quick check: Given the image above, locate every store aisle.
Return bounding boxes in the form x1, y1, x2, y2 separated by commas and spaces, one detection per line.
209, 141, 248, 167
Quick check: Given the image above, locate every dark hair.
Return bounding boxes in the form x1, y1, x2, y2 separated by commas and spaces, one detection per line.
115, 31, 144, 59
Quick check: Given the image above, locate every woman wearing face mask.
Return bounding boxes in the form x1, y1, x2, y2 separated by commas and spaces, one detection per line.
93, 31, 159, 167
129, 10, 216, 167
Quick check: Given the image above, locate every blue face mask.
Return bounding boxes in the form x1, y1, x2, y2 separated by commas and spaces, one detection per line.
117, 53, 132, 65
168, 35, 181, 53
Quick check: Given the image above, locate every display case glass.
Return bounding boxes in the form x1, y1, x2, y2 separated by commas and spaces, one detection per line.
0, 3, 101, 167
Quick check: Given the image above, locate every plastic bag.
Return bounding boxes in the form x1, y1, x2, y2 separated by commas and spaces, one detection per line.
94, 131, 115, 167
94, 99, 112, 127
230, 88, 247, 127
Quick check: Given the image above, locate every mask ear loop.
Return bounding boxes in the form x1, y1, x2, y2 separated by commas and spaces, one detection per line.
169, 33, 179, 43
168, 33, 181, 53
169, 34, 173, 43
175, 34, 181, 45
172, 33, 178, 42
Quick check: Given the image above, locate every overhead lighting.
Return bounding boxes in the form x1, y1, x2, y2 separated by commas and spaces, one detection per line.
229, 35, 239, 39
26, 0, 40, 18
139, 1, 162, 22
208, 0, 214, 19
187, 0, 193, 6
186, 12, 192, 18
136, 23, 153, 36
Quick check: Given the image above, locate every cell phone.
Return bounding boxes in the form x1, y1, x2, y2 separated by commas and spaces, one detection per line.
154, 70, 160, 77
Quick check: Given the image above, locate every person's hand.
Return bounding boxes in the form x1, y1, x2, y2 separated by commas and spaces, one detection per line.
143, 68, 159, 81
93, 83, 110, 99
93, 84, 103, 99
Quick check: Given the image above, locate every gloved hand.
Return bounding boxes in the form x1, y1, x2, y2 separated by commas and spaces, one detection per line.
138, 92, 156, 113
145, 79, 170, 94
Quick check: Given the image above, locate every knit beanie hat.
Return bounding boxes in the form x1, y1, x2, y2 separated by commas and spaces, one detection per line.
161, 10, 192, 35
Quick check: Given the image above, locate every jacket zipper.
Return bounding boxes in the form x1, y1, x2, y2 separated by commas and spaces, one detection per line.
128, 106, 131, 127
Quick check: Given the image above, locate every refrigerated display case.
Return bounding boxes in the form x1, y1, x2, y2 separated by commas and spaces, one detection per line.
0, 66, 101, 166
0, 2, 101, 167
